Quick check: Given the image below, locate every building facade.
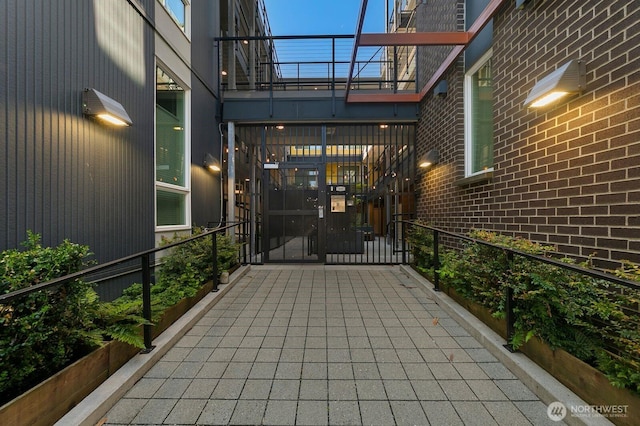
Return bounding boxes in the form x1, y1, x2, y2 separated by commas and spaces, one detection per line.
3, 0, 638, 270
415, 0, 640, 268
1, 0, 229, 263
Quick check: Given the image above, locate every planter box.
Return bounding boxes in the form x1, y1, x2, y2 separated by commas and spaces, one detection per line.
0, 340, 137, 426
521, 338, 639, 426
0, 280, 215, 426
428, 277, 639, 425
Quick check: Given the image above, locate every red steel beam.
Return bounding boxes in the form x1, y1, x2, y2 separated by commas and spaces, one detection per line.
347, 0, 508, 103
418, 0, 507, 100
359, 32, 471, 46
347, 93, 422, 103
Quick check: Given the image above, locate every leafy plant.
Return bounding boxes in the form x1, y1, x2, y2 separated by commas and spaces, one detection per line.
106, 228, 241, 325
407, 222, 434, 276
411, 226, 640, 395
0, 228, 241, 405
0, 232, 100, 402
151, 228, 240, 307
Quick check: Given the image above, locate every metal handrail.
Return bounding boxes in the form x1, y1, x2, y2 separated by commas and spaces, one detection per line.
0, 222, 248, 351
402, 220, 640, 352
402, 220, 640, 291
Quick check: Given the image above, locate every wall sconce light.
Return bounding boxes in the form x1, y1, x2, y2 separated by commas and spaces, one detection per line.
418, 149, 439, 168
433, 80, 448, 97
82, 88, 132, 126
203, 153, 221, 172
523, 59, 586, 108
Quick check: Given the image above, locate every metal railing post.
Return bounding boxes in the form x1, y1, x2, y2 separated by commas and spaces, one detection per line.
433, 229, 440, 291
402, 221, 407, 264
141, 254, 155, 353
505, 251, 516, 352
212, 231, 219, 292
243, 220, 247, 264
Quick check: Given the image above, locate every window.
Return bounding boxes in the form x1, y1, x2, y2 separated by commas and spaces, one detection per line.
156, 189, 186, 226
156, 66, 189, 228
464, 50, 494, 176
159, 0, 187, 32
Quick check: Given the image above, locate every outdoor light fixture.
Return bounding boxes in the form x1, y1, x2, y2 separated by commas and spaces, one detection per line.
82, 88, 132, 126
523, 59, 586, 108
203, 153, 221, 172
419, 149, 439, 168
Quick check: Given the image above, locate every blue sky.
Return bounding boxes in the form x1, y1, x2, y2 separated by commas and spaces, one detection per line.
263, 0, 387, 36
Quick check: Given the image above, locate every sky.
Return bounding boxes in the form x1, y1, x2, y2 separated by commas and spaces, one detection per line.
263, 0, 387, 36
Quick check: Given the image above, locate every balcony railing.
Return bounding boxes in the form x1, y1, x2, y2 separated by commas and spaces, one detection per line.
217, 34, 417, 95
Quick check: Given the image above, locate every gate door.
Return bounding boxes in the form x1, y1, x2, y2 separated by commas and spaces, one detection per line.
263, 165, 325, 262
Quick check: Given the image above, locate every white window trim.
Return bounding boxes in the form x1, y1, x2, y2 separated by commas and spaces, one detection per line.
154, 62, 192, 232
464, 48, 494, 178
155, 184, 192, 232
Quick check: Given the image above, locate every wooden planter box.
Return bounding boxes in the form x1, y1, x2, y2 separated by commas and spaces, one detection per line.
0, 280, 215, 426
434, 279, 639, 425
520, 338, 639, 426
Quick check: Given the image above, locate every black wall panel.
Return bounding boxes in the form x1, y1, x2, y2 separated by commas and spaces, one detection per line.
191, 76, 223, 228
1, 0, 156, 263
190, 0, 223, 228
465, 0, 493, 69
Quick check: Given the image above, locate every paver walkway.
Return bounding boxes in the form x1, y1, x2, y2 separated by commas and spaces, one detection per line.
104, 265, 561, 425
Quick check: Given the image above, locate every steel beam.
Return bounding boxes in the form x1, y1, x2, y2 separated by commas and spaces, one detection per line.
359, 32, 471, 46
347, 0, 508, 103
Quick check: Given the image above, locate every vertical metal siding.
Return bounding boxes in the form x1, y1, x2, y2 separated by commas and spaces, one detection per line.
190, 0, 223, 228
1, 0, 156, 263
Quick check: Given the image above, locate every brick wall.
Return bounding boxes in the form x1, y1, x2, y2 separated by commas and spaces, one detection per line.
415, 0, 640, 268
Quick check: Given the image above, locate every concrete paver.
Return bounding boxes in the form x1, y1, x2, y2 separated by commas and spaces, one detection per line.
98, 265, 571, 425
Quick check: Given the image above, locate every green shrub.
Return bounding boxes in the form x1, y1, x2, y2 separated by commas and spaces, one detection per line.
407, 222, 434, 277
0, 228, 240, 404
105, 228, 240, 324
411, 226, 640, 395
152, 228, 240, 307
0, 232, 101, 402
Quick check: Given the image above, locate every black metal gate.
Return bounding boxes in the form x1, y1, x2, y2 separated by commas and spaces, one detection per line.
235, 124, 415, 264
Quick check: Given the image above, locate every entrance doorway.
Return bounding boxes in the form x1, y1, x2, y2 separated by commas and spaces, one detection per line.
264, 165, 324, 262
234, 124, 416, 264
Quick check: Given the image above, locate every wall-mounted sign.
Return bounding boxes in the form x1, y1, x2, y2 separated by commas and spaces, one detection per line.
264, 162, 279, 169
336, 186, 346, 192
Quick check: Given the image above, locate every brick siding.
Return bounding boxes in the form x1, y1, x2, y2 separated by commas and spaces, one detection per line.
415, 0, 640, 268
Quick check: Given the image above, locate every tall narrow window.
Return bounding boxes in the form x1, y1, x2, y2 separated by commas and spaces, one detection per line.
464, 50, 494, 176
156, 66, 189, 228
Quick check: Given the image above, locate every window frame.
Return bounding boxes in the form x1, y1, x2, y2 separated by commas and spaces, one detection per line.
464, 48, 494, 178
158, 0, 190, 36
154, 64, 191, 232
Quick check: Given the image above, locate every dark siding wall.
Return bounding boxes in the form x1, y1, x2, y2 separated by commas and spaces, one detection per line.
190, 0, 223, 227
191, 76, 223, 227
415, 0, 640, 267
1, 0, 156, 262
